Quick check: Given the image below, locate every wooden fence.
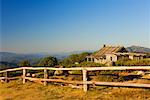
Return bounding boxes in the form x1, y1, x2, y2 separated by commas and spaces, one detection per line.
0, 66, 150, 92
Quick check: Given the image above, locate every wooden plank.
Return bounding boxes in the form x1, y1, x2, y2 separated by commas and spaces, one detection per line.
0, 77, 20, 80
0, 77, 5, 80
7, 77, 20, 80
22, 67, 83, 70
24, 77, 150, 88
89, 81, 150, 88
0, 68, 22, 73
25, 77, 83, 84
0, 66, 149, 73
25, 77, 42, 81
85, 66, 150, 71
43, 68, 48, 86
82, 69, 87, 92
23, 68, 26, 84
5, 71, 8, 83
22, 66, 150, 71
5, 68, 22, 72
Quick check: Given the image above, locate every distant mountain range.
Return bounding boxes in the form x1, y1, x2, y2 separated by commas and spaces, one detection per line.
0, 52, 45, 63
0, 46, 149, 63
127, 46, 150, 53
0, 46, 149, 70
0, 50, 93, 69
0, 50, 94, 63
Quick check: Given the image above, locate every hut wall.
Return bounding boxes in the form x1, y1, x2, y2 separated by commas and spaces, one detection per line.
106, 54, 118, 62
94, 58, 107, 64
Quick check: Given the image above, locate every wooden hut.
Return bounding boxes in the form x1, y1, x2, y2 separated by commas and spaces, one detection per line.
86, 45, 146, 65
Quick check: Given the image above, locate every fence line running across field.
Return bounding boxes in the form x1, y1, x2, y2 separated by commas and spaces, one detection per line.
0, 66, 150, 92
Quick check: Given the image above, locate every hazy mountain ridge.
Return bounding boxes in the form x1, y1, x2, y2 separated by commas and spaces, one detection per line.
0, 50, 94, 63
0, 46, 149, 69
0, 52, 44, 63
127, 46, 150, 53
0, 51, 92, 69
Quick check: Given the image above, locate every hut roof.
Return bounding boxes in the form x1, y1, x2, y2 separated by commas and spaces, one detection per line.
92, 45, 127, 58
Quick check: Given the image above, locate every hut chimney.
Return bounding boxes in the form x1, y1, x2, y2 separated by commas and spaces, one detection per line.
103, 44, 106, 47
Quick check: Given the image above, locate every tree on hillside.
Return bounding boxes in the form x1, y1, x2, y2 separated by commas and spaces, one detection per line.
18, 60, 31, 67
60, 52, 91, 67
37, 56, 58, 67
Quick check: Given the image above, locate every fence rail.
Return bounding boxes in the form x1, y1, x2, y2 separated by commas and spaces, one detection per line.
18, 66, 150, 71
0, 68, 22, 73
0, 66, 150, 92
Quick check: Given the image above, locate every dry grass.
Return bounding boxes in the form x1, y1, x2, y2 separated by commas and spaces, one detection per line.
0, 80, 150, 100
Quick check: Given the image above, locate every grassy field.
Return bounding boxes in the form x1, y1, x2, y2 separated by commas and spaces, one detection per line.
0, 80, 150, 100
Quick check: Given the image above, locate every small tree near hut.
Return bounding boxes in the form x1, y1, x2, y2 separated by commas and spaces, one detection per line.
18, 60, 31, 67
38, 56, 58, 67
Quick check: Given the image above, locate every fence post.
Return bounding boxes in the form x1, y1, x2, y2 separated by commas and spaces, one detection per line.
82, 69, 88, 92
5, 71, 8, 83
44, 68, 48, 86
23, 68, 26, 84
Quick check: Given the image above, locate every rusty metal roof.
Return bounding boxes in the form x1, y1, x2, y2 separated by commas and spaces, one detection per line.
92, 46, 126, 58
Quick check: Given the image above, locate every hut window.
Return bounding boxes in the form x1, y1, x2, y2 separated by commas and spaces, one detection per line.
92, 58, 94, 62
88, 58, 91, 61
110, 57, 113, 61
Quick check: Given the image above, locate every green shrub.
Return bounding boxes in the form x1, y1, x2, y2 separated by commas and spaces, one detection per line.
76, 62, 105, 67
61, 62, 105, 68
115, 59, 150, 66
59, 52, 91, 67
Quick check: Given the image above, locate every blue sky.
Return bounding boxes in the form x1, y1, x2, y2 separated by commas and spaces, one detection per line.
1, 0, 150, 53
